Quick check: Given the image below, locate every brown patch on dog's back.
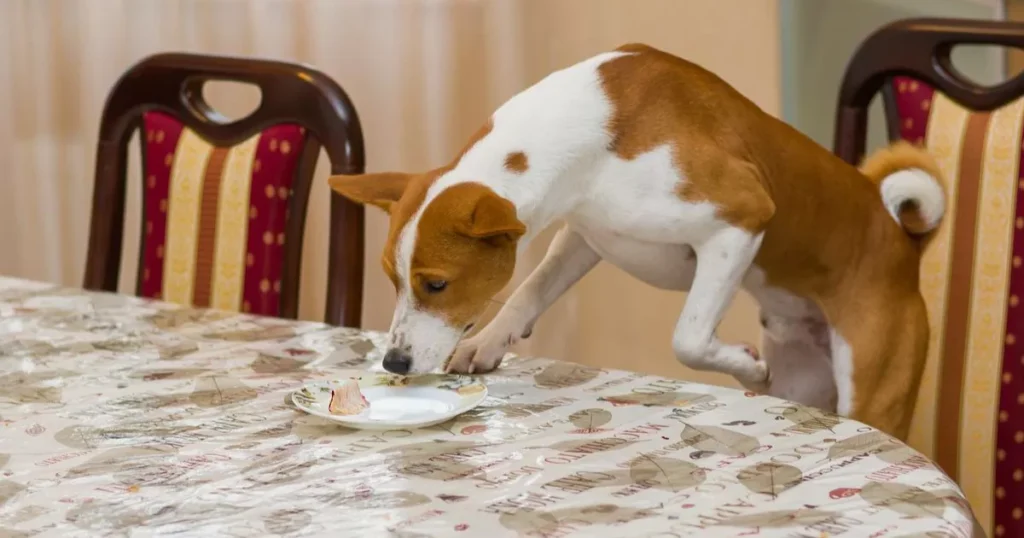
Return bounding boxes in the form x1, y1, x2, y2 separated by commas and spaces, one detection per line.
597, 43, 917, 295
599, 45, 775, 233
504, 151, 529, 174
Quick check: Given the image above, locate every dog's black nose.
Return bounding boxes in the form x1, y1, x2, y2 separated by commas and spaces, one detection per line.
382, 348, 412, 375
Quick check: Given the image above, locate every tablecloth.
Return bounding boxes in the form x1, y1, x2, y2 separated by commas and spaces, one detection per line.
0, 277, 981, 537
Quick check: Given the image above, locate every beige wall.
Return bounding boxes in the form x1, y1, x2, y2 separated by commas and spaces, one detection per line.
0, 0, 780, 388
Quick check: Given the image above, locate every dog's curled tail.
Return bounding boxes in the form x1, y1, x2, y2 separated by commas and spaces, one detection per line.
859, 141, 947, 236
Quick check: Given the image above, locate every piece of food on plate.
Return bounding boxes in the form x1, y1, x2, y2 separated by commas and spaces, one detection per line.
328, 380, 369, 415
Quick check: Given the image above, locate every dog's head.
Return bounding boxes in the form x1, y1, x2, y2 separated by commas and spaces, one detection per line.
329, 171, 526, 374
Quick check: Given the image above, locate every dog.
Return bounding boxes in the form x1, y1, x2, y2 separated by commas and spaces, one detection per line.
328, 44, 945, 440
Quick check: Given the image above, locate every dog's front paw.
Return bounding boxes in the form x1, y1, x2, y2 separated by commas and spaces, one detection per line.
445, 331, 514, 374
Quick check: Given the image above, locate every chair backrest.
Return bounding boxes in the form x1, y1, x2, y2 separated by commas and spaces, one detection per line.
835, 18, 1024, 536
83, 53, 365, 327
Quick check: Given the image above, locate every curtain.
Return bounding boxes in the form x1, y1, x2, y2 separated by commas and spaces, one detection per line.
0, 0, 781, 386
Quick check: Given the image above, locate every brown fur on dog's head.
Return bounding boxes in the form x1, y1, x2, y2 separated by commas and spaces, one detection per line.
328, 165, 525, 373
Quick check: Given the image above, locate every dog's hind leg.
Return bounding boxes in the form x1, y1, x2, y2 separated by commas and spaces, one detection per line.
826, 291, 929, 441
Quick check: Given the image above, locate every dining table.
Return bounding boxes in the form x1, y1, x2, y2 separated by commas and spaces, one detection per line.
0, 276, 982, 537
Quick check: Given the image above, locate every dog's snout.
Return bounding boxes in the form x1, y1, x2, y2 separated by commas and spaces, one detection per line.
382, 348, 413, 375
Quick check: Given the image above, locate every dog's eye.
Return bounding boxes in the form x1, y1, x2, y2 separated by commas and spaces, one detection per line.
424, 280, 448, 294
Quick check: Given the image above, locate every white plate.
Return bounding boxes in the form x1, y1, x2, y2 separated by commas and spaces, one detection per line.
291, 372, 488, 430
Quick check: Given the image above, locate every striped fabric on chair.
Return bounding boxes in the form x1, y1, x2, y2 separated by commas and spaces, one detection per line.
139, 111, 307, 317
890, 75, 1024, 536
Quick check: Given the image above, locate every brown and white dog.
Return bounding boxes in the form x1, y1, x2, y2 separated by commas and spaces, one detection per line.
329, 44, 945, 440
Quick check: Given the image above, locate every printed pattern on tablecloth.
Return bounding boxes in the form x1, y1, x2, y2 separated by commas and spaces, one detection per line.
0, 277, 982, 537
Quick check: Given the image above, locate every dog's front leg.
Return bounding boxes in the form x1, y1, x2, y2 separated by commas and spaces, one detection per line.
446, 225, 601, 374
673, 226, 770, 390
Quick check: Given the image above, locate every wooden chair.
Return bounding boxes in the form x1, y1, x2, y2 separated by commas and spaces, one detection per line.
835, 18, 1024, 537
83, 53, 365, 327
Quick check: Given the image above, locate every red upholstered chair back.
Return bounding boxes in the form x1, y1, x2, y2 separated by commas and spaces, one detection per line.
835, 18, 1024, 537
84, 53, 365, 326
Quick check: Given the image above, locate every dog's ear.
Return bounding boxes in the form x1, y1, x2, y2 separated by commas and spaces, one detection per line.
328, 172, 412, 212
461, 188, 526, 245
